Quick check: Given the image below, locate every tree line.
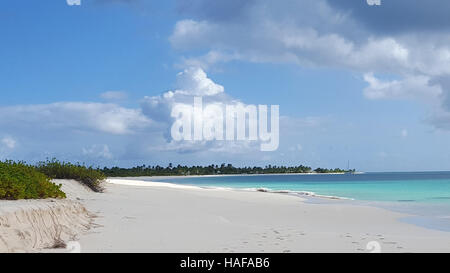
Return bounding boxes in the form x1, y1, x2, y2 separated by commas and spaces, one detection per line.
102, 163, 354, 177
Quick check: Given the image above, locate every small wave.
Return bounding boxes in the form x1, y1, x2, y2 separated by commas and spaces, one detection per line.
248, 187, 353, 200
200, 186, 234, 191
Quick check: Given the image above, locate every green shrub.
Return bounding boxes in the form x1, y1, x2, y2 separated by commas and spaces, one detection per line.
0, 160, 66, 200
36, 159, 105, 192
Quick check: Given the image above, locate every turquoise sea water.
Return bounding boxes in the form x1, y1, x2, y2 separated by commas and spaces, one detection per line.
136, 172, 450, 231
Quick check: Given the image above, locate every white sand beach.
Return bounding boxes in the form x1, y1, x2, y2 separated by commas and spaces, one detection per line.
2, 178, 450, 253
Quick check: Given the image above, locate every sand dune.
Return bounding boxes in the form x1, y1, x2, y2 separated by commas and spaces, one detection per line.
0, 199, 92, 253
0, 180, 97, 253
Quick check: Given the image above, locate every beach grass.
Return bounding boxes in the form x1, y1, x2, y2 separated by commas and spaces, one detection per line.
0, 160, 66, 200
36, 159, 106, 192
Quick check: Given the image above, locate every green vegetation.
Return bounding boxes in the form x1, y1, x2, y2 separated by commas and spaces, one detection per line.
314, 167, 355, 173
36, 159, 106, 192
102, 163, 351, 177
0, 160, 66, 200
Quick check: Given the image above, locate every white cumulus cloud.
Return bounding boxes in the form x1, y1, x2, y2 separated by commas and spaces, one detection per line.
0, 102, 152, 135
141, 67, 277, 153
363, 73, 442, 101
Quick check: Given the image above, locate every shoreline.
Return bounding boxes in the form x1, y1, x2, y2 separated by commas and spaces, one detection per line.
107, 178, 355, 200
106, 178, 450, 233
76, 179, 450, 252
114, 175, 450, 231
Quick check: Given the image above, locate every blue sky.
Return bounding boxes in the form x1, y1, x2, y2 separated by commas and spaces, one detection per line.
1, 0, 450, 171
